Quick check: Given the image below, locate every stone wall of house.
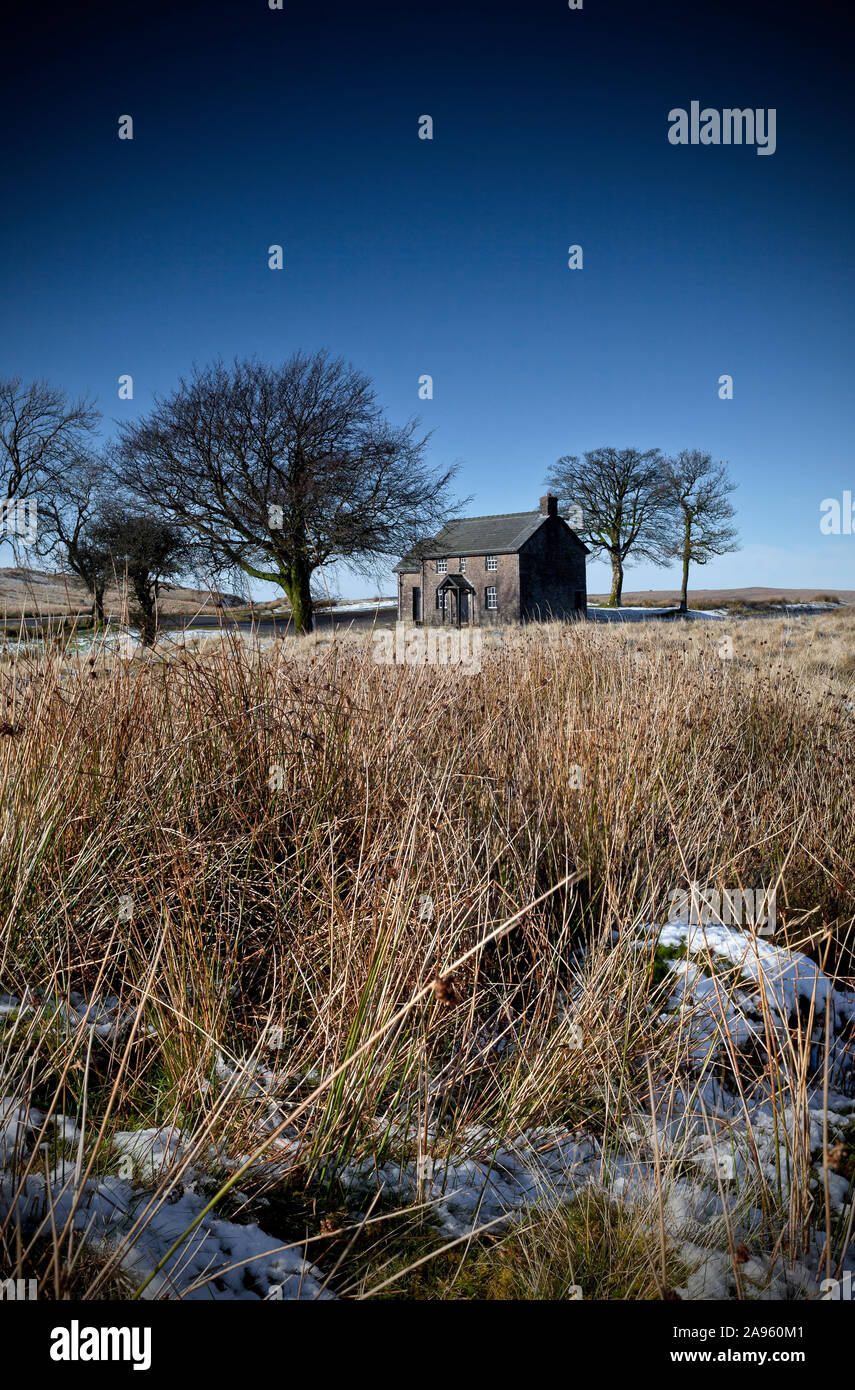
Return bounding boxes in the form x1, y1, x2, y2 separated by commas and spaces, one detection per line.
397, 572, 421, 622
518, 517, 587, 620
418, 553, 520, 626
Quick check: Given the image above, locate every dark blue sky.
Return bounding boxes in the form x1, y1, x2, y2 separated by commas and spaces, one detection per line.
2, 0, 853, 595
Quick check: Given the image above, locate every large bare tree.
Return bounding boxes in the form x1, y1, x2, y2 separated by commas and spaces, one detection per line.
111, 352, 460, 632
0, 376, 98, 504
34, 450, 113, 623
545, 447, 670, 606
661, 450, 739, 612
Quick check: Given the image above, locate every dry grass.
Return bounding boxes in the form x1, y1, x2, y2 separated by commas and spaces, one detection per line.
0, 610, 853, 1298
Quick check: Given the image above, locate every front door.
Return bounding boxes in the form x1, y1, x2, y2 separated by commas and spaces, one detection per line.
458, 590, 469, 624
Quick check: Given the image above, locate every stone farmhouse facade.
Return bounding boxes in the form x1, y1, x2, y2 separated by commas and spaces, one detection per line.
395, 494, 588, 626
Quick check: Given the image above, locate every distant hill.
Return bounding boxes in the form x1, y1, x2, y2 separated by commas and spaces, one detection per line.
0, 567, 243, 619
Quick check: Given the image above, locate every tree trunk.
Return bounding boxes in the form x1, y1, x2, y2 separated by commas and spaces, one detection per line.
679, 518, 691, 614
608, 554, 624, 608
94, 586, 105, 625
285, 551, 314, 635
133, 573, 157, 646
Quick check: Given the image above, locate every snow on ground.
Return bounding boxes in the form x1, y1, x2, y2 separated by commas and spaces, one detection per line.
0, 1102, 330, 1300
340, 921, 854, 1298
654, 919, 855, 1092
0, 989, 149, 1043
587, 606, 726, 622
320, 599, 397, 614
247, 599, 397, 617
1, 1164, 331, 1300
587, 601, 841, 621
2, 919, 853, 1300
774, 601, 842, 612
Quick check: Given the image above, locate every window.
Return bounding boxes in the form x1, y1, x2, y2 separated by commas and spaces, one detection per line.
486, 586, 498, 610
458, 557, 466, 573
435, 558, 447, 574
436, 587, 445, 610
485, 554, 497, 571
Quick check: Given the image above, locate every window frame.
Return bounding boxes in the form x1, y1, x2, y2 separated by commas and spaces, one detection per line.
485, 554, 498, 571
435, 557, 447, 574
485, 585, 498, 610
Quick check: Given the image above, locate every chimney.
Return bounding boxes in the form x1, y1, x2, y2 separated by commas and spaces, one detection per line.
540, 493, 558, 517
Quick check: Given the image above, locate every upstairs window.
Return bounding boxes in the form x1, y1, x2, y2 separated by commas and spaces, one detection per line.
485, 586, 498, 610
435, 558, 447, 574
485, 554, 498, 571
458, 557, 466, 573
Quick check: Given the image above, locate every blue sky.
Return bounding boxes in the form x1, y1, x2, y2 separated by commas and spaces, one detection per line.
1, 0, 853, 597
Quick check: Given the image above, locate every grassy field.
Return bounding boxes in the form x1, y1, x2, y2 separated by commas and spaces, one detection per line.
587, 587, 855, 612
1, 609, 853, 1300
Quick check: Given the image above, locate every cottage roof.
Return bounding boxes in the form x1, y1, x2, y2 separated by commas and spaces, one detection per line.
395, 509, 583, 574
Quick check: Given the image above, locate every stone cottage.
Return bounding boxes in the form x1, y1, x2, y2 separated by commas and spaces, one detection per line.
395, 494, 588, 626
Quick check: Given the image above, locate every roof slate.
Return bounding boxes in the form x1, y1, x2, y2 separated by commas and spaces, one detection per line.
395, 510, 549, 573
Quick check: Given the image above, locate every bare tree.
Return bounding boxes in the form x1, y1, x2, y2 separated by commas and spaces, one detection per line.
110, 352, 461, 633
662, 450, 739, 613
34, 451, 112, 623
545, 447, 670, 606
0, 377, 98, 504
91, 506, 192, 646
